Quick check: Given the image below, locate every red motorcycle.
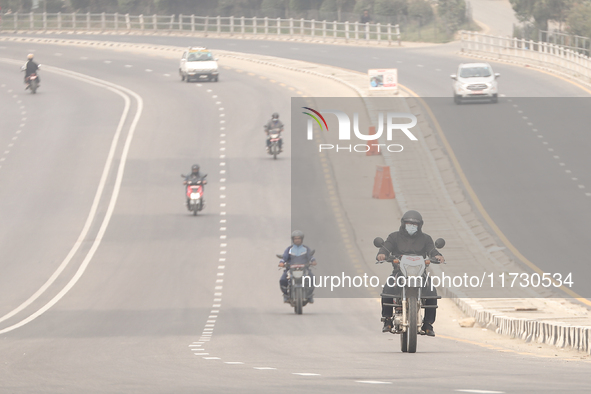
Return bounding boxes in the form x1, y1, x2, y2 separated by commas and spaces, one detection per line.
182, 174, 207, 216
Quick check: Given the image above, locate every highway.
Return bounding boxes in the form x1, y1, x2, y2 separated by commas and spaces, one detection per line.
0, 37, 590, 393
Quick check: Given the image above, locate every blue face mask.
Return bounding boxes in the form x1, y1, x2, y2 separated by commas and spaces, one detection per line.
405, 224, 418, 235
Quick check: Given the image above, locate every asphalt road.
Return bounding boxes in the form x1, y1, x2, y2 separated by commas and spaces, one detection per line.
0, 38, 589, 393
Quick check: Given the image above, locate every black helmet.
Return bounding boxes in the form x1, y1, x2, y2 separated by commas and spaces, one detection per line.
272, 112, 279, 119
401, 210, 423, 226
191, 164, 200, 173
291, 230, 304, 241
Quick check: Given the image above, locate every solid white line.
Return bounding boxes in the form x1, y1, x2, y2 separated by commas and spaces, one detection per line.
356, 381, 392, 384
455, 390, 504, 394
0, 58, 132, 327
0, 62, 143, 334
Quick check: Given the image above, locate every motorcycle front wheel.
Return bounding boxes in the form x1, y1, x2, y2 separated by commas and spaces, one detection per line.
294, 287, 303, 315
407, 290, 419, 353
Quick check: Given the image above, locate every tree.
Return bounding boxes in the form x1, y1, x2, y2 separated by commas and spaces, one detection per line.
408, 0, 433, 24
374, 0, 408, 17
567, 1, 591, 37
438, 0, 465, 32
510, 0, 573, 31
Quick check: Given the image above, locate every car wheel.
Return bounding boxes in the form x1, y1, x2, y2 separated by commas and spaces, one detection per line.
185, 75, 191, 83
454, 94, 461, 105
180, 71, 185, 82
214, 76, 219, 82
491, 94, 498, 104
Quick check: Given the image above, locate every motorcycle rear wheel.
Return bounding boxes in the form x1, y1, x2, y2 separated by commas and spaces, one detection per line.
31, 80, 38, 94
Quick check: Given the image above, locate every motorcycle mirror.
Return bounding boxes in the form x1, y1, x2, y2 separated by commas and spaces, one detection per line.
202, 174, 208, 178
435, 238, 445, 249
276, 254, 283, 259
180, 174, 186, 178
310, 249, 316, 256
373, 237, 384, 248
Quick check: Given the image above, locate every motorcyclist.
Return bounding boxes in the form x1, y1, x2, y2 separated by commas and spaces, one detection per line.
264, 112, 284, 153
183, 164, 207, 209
23, 53, 40, 89
278, 230, 316, 304
377, 210, 444, 336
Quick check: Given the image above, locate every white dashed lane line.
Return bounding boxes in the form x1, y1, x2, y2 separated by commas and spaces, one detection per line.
1, 84, 27, 170
356, 381, 392, 384
292, 373, 321, 376
514, 104, 588, 197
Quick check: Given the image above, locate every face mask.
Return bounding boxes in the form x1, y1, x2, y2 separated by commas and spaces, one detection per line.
405, 224, 418, 235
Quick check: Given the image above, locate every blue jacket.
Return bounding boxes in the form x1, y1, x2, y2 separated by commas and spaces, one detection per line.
280, 244, 316, 264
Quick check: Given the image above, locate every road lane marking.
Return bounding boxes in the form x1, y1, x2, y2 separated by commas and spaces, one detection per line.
356, 381, 391, 384
0, 59, 144, 332
455, 390, 504, 394
293, 373, 320, 376
254, 367, 276, 370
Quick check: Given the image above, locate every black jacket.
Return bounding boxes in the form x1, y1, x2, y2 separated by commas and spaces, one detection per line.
377, 223, 441, 259
25, 60, 39, 77
185, 172, 206, 185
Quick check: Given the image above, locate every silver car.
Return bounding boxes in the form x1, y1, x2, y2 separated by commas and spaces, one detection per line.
451, 63, 500, 104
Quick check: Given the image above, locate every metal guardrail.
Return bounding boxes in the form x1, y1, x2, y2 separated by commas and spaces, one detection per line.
0, 12, 401, 46
460, 31, 591, 83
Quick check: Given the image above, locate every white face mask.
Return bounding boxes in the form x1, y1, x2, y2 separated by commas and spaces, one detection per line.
405, 224, 418, 235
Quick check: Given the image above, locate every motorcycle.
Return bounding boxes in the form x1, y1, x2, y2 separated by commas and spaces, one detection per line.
276, 250, 315, 314
374, 237, 445, 353
181, 174, 207, 216
266, 127, 283, 159
22, 64, 41, 94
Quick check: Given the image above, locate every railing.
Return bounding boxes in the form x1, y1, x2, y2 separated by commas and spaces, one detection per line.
0, 12, 402, 46
461, 31, 591, 83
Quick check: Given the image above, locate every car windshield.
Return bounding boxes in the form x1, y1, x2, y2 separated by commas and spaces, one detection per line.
459, 66, 492, 78
187, 51, 213, 62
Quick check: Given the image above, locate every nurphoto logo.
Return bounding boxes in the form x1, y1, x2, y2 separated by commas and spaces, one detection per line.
302, 107, 418, 153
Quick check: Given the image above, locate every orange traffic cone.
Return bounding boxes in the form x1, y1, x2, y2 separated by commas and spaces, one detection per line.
372, 166, 395, 199
366, 126, 380, 156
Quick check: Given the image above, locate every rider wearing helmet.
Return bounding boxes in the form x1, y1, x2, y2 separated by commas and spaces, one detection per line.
264, 112, 284, 152
377, 210, 445, 336
24, 53, 40, 89
278, 230, 317, 303
183, 164, 207, 209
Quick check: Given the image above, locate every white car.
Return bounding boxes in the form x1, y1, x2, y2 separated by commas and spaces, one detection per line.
451, 63, 499, 104
179, 47, 219, 82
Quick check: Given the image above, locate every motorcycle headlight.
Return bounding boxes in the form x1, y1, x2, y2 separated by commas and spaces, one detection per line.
190, 192, 201, 199
402, 264, 423, 277
291, 270, 304, 279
